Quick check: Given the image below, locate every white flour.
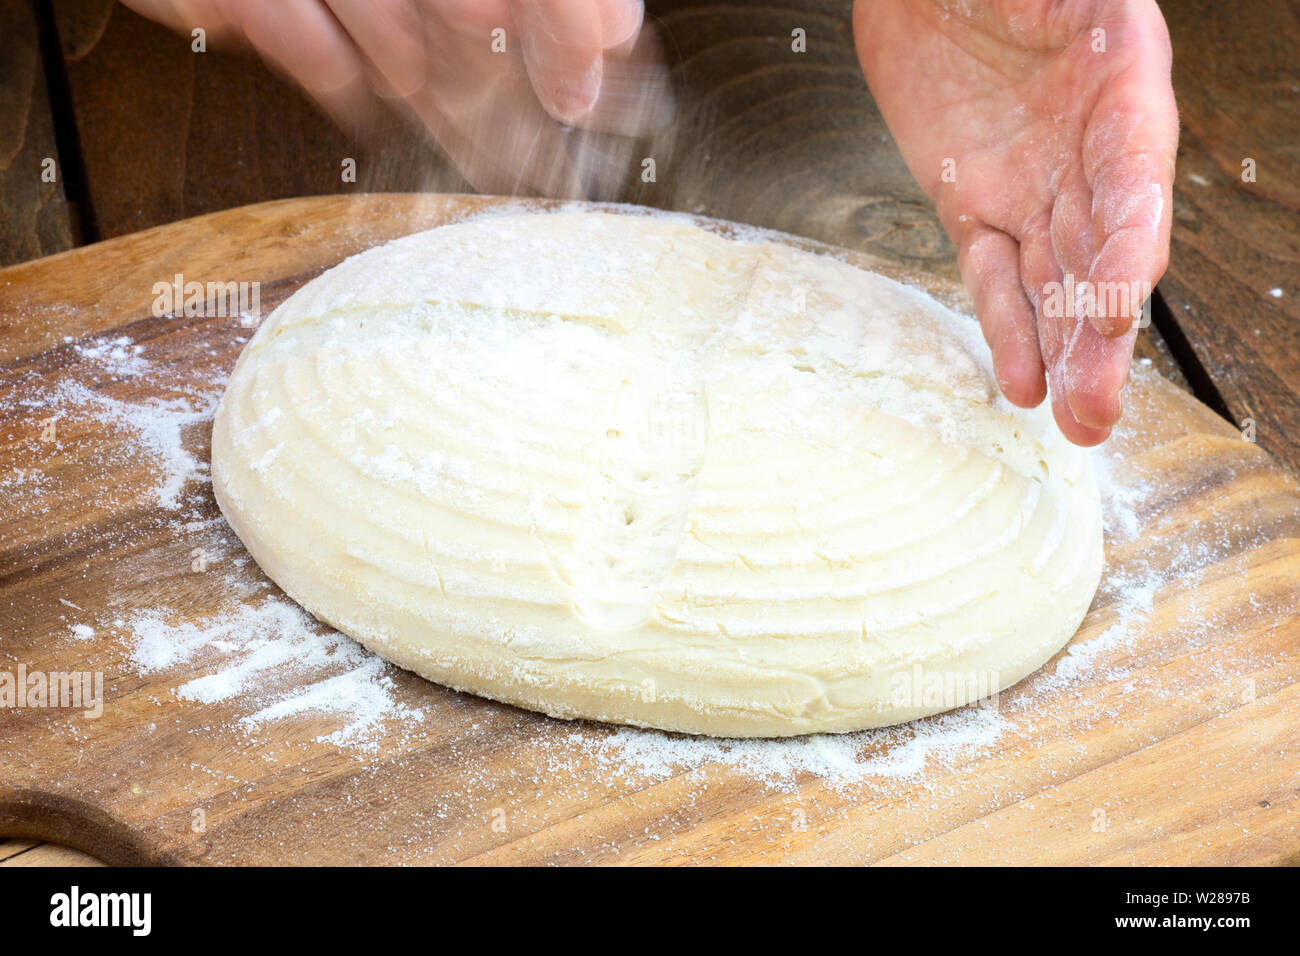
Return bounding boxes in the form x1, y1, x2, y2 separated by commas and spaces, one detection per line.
127, 598, 424, 749
561, 702, 1006, 790
69, 334, 149, 378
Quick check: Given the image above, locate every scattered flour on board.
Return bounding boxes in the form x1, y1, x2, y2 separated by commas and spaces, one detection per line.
63, 381, 217, 510
15, 206, 1270, 795
127, 597, 424, 749
552, 703, 1007, 791
69, 334, 150, 378
10, 360, 218, 514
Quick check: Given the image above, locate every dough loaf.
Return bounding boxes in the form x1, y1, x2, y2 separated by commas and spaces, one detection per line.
212, 209, 1103, 737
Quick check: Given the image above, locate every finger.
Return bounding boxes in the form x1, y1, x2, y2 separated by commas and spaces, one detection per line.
121, 0, 249, 45
1086, 150, 1174, 336
407, 4, 592, 196
956, 226, 1046, 408
600, 0, 645, 48
1048, 177, 1097, 286
1017, 225, 1065, 362
421, 6, 506, 118
237, 0, 377, 124
1082, 22, 1178, 336
1061, 320, 1137, 431
1020, 229, 1104, 445
509, 0, 608, 124
1047, 361, 1112, 447
431, 0, 513, 35
324, 0, 428, 98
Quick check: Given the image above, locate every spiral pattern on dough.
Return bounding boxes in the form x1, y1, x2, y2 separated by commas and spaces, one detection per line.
212, 210, 1103, 736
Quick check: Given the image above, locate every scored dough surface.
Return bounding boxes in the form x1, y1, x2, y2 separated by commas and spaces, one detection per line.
211, 209, 1104, 737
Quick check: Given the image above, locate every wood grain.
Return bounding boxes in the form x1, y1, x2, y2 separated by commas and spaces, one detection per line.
1160, 0, 1300, 472
0, 194, 1296, 866
0, 0, 75, 265
0, 838, 102, 866
0, 1, 80, 862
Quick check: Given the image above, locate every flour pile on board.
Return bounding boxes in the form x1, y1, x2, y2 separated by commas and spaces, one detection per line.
126, 595, 424, 749
70, 334, 149, 378
546, 702, 1006, 791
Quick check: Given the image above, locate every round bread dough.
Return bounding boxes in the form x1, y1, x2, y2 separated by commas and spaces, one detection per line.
212, 209, 1103, 737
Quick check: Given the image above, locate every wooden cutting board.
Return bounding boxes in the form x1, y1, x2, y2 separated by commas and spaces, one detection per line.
1, 194, 1297, 866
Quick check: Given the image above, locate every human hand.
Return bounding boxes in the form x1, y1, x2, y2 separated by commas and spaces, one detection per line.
122, 0, 674, 197
853, 0, 1178, 445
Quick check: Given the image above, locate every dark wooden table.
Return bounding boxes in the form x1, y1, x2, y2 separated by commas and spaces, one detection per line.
1, 0, 1296, 865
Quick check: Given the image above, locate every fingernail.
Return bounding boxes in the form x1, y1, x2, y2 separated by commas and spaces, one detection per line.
553, 60, 602, 123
